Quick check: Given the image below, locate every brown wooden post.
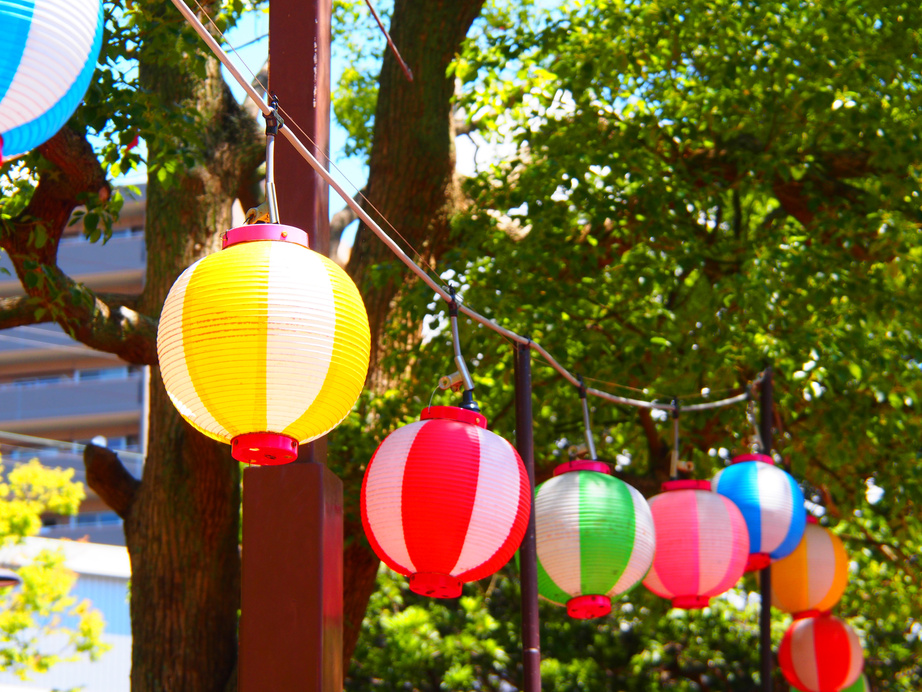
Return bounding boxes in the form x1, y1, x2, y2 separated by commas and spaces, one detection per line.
239, 0, 343, 689
240, 464, 343, 691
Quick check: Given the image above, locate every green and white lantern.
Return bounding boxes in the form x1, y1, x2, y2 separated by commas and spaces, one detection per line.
535, 460, 656, 618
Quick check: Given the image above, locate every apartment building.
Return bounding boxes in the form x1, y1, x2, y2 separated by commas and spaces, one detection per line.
0, 187, 148, 546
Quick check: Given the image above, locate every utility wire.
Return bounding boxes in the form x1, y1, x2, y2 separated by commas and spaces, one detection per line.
168, 0, 765, 415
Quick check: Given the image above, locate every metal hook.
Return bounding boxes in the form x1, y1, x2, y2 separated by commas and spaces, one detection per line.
670, 397, 681, 479
577, 376, 598, 460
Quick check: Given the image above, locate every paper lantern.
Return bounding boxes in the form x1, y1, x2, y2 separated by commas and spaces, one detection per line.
779, 614, 864, 692
771, 518, 849, 618
157, 224, 370, 464
839, 675, 871, 692
711, 453, 806, 571
361, 405, 530, 598
643, 480, 749, 608
534, 460, 656, 618
0, 0, 103, 161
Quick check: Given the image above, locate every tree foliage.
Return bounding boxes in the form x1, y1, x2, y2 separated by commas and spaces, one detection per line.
0, 459, 107, 679
342, 0, 922, 689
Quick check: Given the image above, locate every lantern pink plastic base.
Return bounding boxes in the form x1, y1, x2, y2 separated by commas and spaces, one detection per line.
731, 453, 774, 466
672, 595, 711, 609
222, 223, 309, 249
409, 573, 462, 599
231, 433, 299, 465
420, 405, 487, 429
662, 479, 711, 492
567, 594, 611, 619
554, 460, 611, 476
745, 552, 772, 572
792, 609, 825, 621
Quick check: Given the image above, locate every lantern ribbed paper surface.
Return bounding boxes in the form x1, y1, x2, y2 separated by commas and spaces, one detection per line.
711, 453, 806, 571
0, 0, 103, 160
361, 406, 530, 599
643, 480, 749, 609
779, 614, 864, 692
157, 224, 370, 464
771, 520, 849, 618
534, 460, 655, 619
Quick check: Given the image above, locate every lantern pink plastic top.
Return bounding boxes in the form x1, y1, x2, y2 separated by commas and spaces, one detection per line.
806, 515, 819, 524
661, 479, 711, 492
731, 452, 774, 465
222, 223, 309, 249
420, 405, 487, 429
554, 460, 611, 476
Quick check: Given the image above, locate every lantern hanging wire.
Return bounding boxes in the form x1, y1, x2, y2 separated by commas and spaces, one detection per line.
670, 398, 681, 480
264, 95, 282, 224
169, 0, 768, 419
745, 387, 765, 454
578, 375, 597, 461
442, 286, 479, 411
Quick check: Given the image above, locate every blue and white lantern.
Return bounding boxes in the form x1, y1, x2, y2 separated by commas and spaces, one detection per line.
711, 453, 806, 571
0, 0, 104, 161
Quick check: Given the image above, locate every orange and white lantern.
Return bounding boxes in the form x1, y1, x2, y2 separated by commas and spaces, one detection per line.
157, 224, 370, 464
771, 517, 849, 618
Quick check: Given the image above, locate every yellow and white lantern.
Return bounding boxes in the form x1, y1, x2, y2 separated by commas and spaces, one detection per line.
157, 224, 371, 464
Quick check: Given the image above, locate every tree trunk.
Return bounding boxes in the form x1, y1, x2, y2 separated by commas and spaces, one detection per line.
339, 0, 485, 664
120, 2, 260, 688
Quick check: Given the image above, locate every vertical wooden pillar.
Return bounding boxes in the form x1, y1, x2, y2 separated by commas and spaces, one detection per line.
240, 1, 342, 690
240, 464, 343, 691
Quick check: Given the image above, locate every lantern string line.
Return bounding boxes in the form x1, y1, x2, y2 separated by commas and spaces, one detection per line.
168, 0, 766, 416
363, 0, 414, 81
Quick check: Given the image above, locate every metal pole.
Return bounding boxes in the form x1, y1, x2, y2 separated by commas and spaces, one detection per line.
759, 366, 774, 692
514, 342, 541, 692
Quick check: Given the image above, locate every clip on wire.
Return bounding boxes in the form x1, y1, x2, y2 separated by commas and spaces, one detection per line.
442, 286, 479, 412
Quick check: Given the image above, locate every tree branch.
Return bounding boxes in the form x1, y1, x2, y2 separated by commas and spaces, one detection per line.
1, 128, 159, 364
84, 443, 140, 520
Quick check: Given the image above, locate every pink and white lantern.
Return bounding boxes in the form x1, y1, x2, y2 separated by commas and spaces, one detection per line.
643, 480, 750, 608
361, 406, 531, 598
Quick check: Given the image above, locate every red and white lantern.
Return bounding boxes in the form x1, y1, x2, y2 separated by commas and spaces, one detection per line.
779, 614, 864, 692
642, 480, 749, 608
361, 406, 530, 598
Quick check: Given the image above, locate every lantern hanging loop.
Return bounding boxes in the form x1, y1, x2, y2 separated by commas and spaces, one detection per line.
745, 385, 765, 454
578, 375, 598, 460
445, 286, 478, 410
264, 94, 283, 224
670, 398, 681, 479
